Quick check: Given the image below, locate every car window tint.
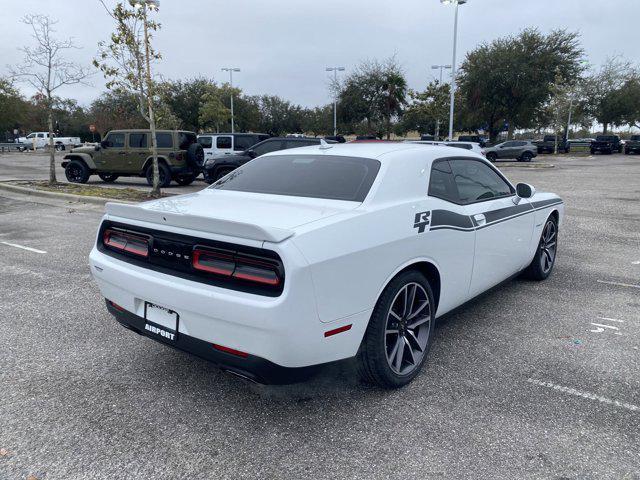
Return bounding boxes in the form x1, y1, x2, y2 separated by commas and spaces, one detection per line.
514, 141, 526, 147
502, 141, 515, 147
129, 133, 147, 148
198, 136, 212, 149
106, 133, 125, 148
213, 154, 380, 202
428, 160, 459, 203
234, 135, 255, 151
156, 133, 173, 148
216, 136, 232, 149
253, 140, 284, 156
450, 159, 512, 204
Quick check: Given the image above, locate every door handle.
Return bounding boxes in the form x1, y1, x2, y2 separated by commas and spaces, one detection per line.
473, 214, 486, 226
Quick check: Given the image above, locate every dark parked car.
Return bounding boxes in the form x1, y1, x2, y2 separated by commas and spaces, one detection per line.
483, 140, 538, 162
624, 135, 640, 154
203, 137, 335, 183
591, 135, 623, 155
535, 135, 569, 154
457, 135, 487, 147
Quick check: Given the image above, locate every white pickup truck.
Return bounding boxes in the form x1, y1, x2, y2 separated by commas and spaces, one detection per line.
16, 132, 82, 151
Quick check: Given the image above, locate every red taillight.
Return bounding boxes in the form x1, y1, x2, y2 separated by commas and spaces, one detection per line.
213, 343, 249, 358
192, 247, 281, 286
192, 249, 235, 276
103, 229, 149, 257
108, 300, 126, 312
324, 324, 353, 337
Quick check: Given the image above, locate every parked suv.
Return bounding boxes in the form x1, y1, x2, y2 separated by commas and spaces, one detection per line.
484, 140, 538, 162
624, 135, 640, 155
62, 130, 203, 187
591, 135, 623, 155
203, 136, 334, 183
197, 133, 269, 164
535, 135, 569, 154
457, 135, 487, 147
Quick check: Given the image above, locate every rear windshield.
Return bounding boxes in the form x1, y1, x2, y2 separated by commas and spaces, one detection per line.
596, 136, 616, 142
212, 154, 381, 202
630, 135, 640, 141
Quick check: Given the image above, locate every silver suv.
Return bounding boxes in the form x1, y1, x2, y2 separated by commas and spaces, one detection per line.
484, 140, 538, 162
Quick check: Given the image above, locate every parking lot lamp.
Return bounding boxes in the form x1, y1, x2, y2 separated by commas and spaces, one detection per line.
431, 64, 451, 138
326, 67, 345, 137
440, 0, 466, 141
221, 67, 241, 133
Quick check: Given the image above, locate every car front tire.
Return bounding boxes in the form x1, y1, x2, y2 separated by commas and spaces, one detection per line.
65, 160, 90, 184
522, 215, 558, 281
357, 270, 435, 389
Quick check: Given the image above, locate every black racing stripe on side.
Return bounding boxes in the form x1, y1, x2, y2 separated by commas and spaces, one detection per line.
429, 225, 475, 232
475, 209, 536, 230
531, 198, 563, 209
482, 202, 534, 224
430, 209, 474, 229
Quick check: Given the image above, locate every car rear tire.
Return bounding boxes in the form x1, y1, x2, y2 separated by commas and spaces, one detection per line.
356, 270, 435, 389
55, 144, 65, 152
65, 160, 90, 184
175, 173, 196, 186
521, 151, 533, 162
590, 149, 595, 155
98, 173, 119, 183
486, 152, 497, 162
522, 215, 558, 281
145, 162, 171, 188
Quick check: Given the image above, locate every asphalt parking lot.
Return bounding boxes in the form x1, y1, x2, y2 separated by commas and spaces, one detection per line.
1, 154, 639, 479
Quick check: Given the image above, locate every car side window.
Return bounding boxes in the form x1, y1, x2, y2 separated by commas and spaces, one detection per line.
513, 141, 526, 147
217, 136, 232, 149
253, 140, 284, 156
502, 141, 515, 148
105, 133, 125, 148
156, 133, 173, 148
428, 160, 459, 203
449, 159, 513, 204
129, 133, 147, 148
198, 136, 213, 149
234, 136, 255, 151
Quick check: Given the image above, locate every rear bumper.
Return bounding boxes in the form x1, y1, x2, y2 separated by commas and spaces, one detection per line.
106, 300, 316, 384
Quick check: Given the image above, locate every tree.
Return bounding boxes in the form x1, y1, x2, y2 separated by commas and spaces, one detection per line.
0, 78, 28, 140
10, 14, 91, 184
582, 58, 638, 133
400, 81, 450, 137
95, 0, 164, 196
198, 85, 230, 132
336, 57, 408, 138
620, 78, 640, 129
457, 28, 584, 142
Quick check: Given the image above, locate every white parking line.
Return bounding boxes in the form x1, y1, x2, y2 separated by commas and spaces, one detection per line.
597, 279, 640, 289
527, 378, 639, 412
0, 241, 47, 254
598, 317, 624, 323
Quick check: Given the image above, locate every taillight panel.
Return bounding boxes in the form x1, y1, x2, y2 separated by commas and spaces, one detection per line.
98, 221, 284, 296
103, 228, 150, 258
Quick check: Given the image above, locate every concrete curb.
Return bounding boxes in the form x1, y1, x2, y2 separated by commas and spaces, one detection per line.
497, 163, 555, 169
0, 182, 134, 205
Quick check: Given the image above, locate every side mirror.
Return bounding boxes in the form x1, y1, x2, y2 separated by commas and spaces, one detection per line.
516, 182, 535, 199
246, 149, 257, 159
100, 140, 109, 148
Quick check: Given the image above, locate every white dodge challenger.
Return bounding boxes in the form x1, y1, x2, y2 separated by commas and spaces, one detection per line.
90, 142, 563, 388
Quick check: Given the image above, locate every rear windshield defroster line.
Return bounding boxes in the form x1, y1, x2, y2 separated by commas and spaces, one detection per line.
212, 154, 381, 202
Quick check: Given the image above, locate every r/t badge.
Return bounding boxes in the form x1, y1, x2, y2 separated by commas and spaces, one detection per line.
413, 211, 431, 233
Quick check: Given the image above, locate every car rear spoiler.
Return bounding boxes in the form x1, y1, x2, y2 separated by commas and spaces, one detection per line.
104, 202, 295, 243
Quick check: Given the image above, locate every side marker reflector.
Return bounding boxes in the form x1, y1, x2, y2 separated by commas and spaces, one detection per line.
324, 324, 352, 337
213, 344, 249, 358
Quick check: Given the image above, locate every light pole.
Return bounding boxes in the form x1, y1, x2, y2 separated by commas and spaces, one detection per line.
326, 66, 345, 137
431, 64, 451, 139
221, 67, 240, 133
441, 0, 466, 141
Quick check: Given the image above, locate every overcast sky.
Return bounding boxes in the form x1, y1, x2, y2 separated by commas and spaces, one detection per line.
2, 0, 639, 108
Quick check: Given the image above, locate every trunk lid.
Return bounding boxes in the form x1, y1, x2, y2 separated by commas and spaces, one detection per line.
105, 189, 359, 243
